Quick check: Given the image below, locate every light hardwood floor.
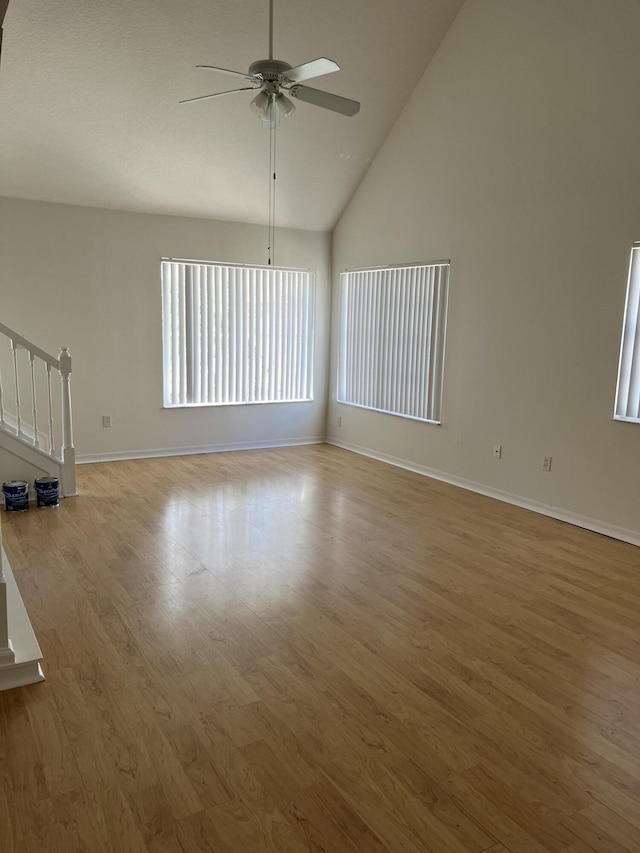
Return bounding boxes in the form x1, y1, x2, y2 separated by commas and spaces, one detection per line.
2, 444, 640, 852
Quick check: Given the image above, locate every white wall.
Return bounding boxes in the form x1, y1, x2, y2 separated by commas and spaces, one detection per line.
0, 450, 48, 488
0, 198, 331, 462
330, 0, 640, 537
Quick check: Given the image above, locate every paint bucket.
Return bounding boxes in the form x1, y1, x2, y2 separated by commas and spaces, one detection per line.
2, 480, 29, 512
34, 477, 60, 508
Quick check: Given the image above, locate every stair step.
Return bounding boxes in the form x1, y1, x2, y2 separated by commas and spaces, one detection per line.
0, 547, 44, 691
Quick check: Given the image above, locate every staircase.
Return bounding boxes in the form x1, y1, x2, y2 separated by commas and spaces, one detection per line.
0, 322, 76, 496
0, 321, 77, 691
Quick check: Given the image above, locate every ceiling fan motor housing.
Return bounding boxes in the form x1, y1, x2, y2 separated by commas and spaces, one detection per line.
249, 59, 292, 85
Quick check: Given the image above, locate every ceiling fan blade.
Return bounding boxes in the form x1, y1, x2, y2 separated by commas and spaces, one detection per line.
196, 65, 260, 84
0, 0, 8, 66
179, 86, 257, 104
283, 57, 340, 84
289, 84, 360, 116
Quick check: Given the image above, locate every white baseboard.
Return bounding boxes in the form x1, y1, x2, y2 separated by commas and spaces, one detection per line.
0, 660, 45, 692
77, 436, 325, 465
328, 438, 640, 548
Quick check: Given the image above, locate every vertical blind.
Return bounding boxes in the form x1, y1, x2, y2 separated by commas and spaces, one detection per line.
162, 260, 314, 407
338, 263, 449, 423
614, 244, 640, 421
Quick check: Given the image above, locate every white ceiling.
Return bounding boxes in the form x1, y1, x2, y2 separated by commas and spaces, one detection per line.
0, 0, 464, 231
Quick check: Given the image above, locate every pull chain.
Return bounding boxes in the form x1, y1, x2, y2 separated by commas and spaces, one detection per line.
267, 94, 277, 266
266, 1, 277, 264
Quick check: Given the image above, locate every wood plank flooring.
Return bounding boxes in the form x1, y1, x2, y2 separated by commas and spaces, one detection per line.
2, 444, 640, 852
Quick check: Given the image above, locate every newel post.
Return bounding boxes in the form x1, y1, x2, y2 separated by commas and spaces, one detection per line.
59, 347, 77, 496
0, 519, 16, 666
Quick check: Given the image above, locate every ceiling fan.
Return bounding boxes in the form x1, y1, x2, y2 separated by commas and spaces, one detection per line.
180, 0, 360, 123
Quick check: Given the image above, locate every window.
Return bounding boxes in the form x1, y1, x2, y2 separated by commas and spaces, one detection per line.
338, 262, 449, 423
614, 244, 640, 422
161, 260, 314, 407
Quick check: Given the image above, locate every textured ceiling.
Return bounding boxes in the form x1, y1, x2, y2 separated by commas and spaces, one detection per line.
0, 0, 464, 231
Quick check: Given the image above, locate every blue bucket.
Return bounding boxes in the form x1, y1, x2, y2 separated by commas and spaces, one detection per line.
34, 477, 60, 507
3, 480, 29, 512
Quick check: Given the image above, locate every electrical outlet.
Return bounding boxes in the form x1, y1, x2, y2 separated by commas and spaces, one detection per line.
102, 415, 112, 428
493, 444, 502, 459
337, 416, 342, 428
543, 456, 552, 472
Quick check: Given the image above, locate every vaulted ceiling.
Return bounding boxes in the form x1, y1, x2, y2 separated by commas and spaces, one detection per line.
0, 0, 464, 231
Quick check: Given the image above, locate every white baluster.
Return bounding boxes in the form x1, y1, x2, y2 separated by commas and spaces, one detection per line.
59, 347, 76, 496
47, 363, 55, 455
11, 341, 22, 438
0, 522, 16, 666
30, 351, 39, 448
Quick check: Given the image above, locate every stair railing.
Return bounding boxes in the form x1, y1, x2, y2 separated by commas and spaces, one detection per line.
0, 322, 76, 496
